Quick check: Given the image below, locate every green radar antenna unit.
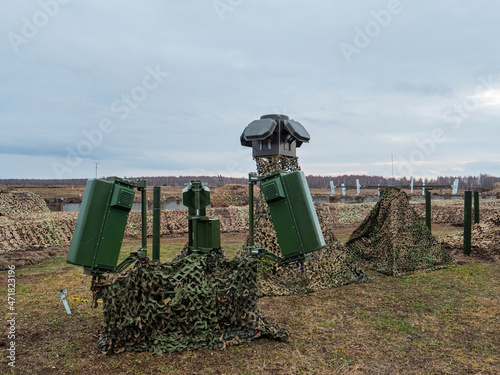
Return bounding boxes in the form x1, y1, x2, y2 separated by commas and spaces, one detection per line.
247, 170, 326, 265
242, 114, 326, 265
66, 177, 148, 276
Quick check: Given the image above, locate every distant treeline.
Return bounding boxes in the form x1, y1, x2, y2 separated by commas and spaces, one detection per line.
1, 173, 499, 190
306, 174, 500, 190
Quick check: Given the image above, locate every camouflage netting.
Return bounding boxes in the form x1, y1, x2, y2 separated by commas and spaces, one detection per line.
95, 249, 288, 354
0, 205, 249, 269
346, 188, 455, 276
316, 203, 375, 227
487, 182, 500, 194
0, 191, 75, 269
0, 190, 50, 216
210, 184, 258, 207
0, 212, 76, 252
0, 213, 75, 269
125, 207, 249, 238
411, 200, 500, 226
441, 211, 500, 262
237, 155, 367, 296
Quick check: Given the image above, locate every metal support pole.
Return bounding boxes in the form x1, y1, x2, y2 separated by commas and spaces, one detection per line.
464, 191, 472, 256
153, 186, 161, 262
425, 190, 431, 231
248, 175, 254, 247
141, 188, 147, 250
474, 191, 480, 224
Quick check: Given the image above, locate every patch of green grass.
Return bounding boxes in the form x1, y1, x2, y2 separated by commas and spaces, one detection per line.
17, 255, 72, 276
318, 320, 337, 329
373, 312, 417, 335
1, 246, 499, 375
119, 235, 245, 263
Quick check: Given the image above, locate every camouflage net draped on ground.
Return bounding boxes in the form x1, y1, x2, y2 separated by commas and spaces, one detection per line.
0, 190, 49, 216
346, 188, 455, 276
487, 182, 500, 194
96, 250, 288, 354
238, 155, 367, 296
441, 211, 500, 262
411, 199, 500, 226
0, 190, 76, 269
210, 184, 256, 207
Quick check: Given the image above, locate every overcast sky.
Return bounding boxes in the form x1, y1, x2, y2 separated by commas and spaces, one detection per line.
1, 0, 499, 180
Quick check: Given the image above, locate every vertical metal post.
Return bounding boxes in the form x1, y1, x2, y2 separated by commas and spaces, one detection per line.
141, 188, 147, 250
425, 190, 431, 231
153, 186, 161, 262
474, 191, 480, 224
464, 191, 472, 256
248, 175, 254, 247
192, 185, 200, 251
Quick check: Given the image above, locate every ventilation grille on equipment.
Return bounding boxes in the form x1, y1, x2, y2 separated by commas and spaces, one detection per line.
262, 180, 285, 203
118, 190, 134, 207
110, 186, 135, 210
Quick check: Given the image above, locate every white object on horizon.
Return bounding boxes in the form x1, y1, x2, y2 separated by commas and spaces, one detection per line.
452, 179, 459, 195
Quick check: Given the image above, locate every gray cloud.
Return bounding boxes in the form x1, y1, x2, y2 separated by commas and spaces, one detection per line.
0, 1, 498, 180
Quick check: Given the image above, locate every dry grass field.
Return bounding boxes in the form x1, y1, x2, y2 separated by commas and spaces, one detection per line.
1, 231, 499, 375
0, 185, 499, 374
0, 185, 185, 202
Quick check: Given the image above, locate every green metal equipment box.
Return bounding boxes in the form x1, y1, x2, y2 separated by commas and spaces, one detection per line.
261, 171, 325, 259
66, 178, 135, 274
190, 219, 221, 252
182, 181, 221, 252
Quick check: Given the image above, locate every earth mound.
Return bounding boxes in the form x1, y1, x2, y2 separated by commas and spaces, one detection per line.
346, 187, 455, 276
0, 190, 50, 216
486, 182, 500, 194
210, 184, 255, 207
442, 211, 500, 262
